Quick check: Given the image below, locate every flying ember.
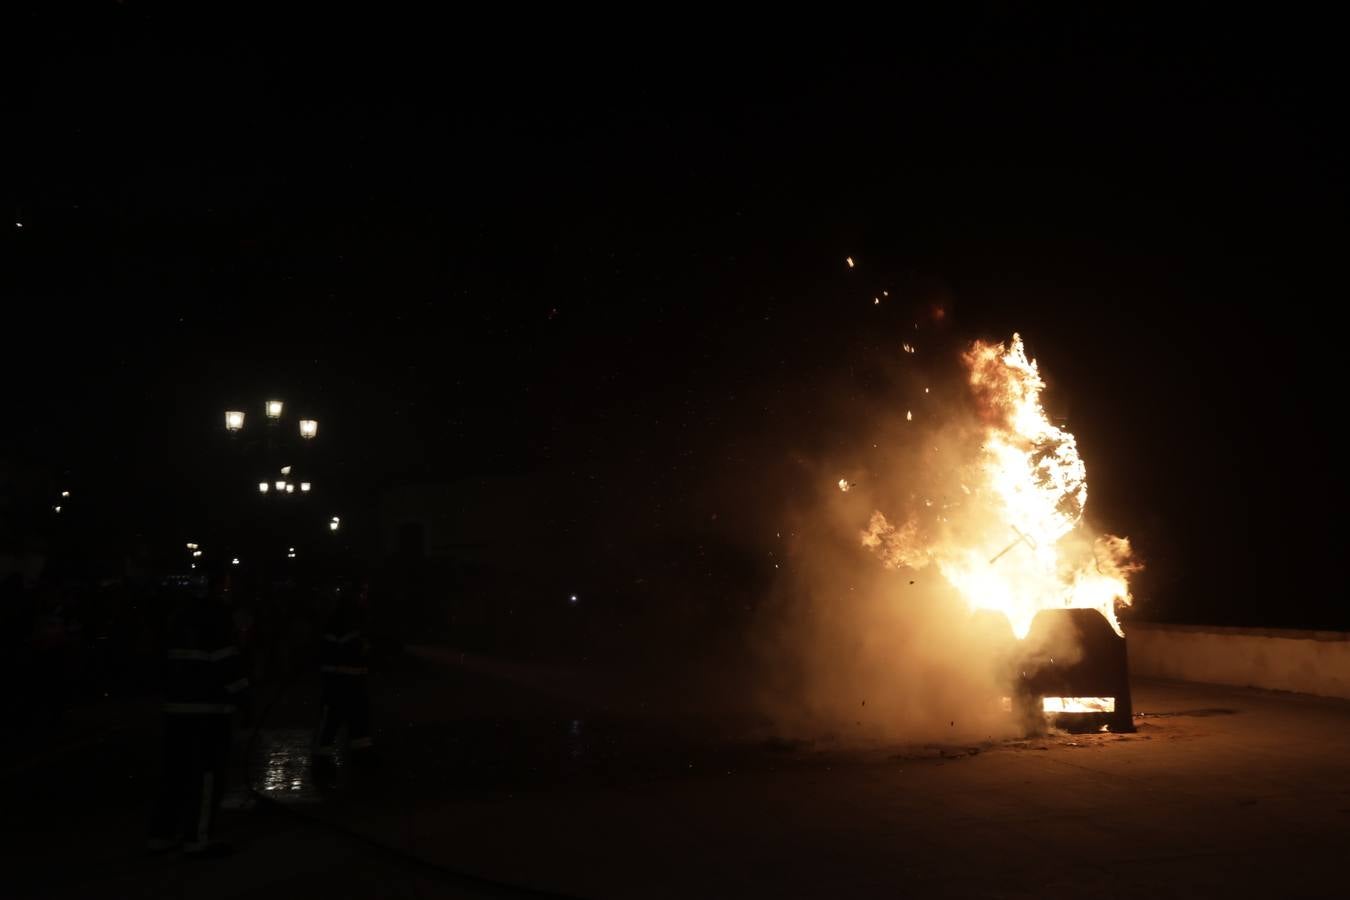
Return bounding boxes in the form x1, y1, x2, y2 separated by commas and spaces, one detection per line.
861, 334, 1138, 638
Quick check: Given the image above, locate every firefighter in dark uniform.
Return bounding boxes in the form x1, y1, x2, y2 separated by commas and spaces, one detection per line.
148, 573, 250, 855
314, 583, 372, 765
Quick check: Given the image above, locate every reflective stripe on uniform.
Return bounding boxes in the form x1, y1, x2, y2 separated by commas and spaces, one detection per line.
320, 665, 369, 675
167, 646, 239, 662
163, 702, 236, 714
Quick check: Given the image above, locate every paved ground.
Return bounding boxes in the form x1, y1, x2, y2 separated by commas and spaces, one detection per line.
9, 649, 1350, 899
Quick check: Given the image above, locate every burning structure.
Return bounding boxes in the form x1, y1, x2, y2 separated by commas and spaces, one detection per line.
862, 334, 1139, 733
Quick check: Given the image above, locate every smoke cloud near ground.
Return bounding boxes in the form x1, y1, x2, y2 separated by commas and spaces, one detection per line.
744, 353, 1025, 745
531, 300, 1121, 747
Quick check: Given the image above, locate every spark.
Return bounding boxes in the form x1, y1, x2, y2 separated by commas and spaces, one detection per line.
846, 256, 855, 268
906, 410, 913, 421
838, 479, 851, 492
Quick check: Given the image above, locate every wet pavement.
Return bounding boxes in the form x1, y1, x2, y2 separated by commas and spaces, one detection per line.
9, 648, 1350, 898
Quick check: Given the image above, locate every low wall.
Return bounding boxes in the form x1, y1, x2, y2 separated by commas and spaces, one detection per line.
1126, 622, 1350, 700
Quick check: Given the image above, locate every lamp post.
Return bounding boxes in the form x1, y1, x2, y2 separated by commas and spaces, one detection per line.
220, 397, 334, 578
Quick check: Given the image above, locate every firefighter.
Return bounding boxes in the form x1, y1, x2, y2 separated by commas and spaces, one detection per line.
148, 572, 250, 856
314, 582, 372, 766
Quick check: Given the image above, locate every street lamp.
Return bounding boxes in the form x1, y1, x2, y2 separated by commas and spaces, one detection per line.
266, 400, 284, 419
300, 482, 311, 492
275, 480, 286, 492
258, 482, 270, 494
225, 410, 245, 432
299, 419, 318, 440
330, 516, 340, 532
285, 483, 295, 493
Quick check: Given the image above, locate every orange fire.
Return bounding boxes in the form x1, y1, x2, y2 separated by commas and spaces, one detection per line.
861, 334, 1137, 638
1042, 696, 1116, 714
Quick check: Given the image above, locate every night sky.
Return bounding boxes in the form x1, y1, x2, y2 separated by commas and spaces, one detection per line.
7, 8, 1347, 628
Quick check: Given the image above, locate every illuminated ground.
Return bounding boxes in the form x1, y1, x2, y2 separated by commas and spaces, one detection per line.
11, 657, 1350, 899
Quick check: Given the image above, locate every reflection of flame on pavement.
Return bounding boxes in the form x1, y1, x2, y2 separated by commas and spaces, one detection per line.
861, 334, 1139, 639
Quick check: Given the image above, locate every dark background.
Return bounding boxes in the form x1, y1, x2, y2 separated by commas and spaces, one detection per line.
6, 6, 1346, 628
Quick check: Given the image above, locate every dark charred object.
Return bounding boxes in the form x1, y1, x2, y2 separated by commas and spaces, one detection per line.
1015, 608, 1135, 734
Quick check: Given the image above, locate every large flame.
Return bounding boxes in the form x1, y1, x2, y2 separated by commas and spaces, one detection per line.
862, 334, 1137, 638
